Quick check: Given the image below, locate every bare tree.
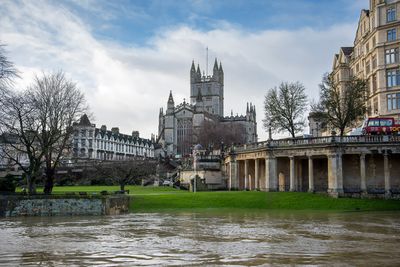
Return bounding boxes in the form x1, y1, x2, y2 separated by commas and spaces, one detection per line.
93, 160, 157, 191
0, 44, 19, 89
196, 120, 246, 150
311, 74, 367, 137
29, 72, 87, 194
0, 72, 87, 194
0, 90, 44, 193
263, 82, 308, 138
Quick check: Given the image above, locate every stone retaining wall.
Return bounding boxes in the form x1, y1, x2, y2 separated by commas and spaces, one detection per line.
0, 194, 130, 217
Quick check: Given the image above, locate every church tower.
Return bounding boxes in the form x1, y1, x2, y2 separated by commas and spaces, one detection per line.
190, 58, 224, 116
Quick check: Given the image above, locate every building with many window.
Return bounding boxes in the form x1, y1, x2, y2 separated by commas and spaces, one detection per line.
327, 0, 400, 134
72, 114, 154, 160
158, 59, 258, 156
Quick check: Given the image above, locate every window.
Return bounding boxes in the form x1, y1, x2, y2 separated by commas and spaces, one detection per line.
386, 69, 400, 87
372, 36, 376, 47
385, 48, 398, 64
366, 60, 371, 74
81, 139, 85, 147
387, 93, 400, 111
372, 74, 377, 93
366, 43, 370, 53
356, 63, 360, 73
380, 119, 393, 126
387, 6, 396, 22
368, 119, 380, 126
372, 55, 377, 69
387, 29, 396, 42
373, 97, 378, 114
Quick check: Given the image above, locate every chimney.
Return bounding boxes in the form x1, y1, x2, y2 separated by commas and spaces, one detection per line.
111, 127, 119, 134
132, 131, 139, 138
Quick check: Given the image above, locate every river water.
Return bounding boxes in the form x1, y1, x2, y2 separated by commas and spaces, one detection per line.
0, 211, 399, 266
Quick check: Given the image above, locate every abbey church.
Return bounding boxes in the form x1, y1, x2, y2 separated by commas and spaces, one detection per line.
158, 59, 257, 156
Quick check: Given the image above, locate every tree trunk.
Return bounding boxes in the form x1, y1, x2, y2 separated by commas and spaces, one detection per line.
120, 182, 125, 191
26, 174, 36, 195
340, 128, 345, 137
43, 168, 55, 194
290, 129, 296, 138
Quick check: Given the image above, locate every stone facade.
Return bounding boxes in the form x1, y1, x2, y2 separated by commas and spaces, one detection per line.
326, 0, 400, 136
72, 115, 154, 161
224, 135, 400, 199
158, 59, 257, 156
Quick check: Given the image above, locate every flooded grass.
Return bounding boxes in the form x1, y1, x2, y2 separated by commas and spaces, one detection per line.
130, 190, 400, 212
18, 186, 400, 212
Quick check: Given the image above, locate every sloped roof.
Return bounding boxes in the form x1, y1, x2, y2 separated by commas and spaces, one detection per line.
94, 128, 153, 146
77, 114, 92, 126
340, 47, 354, 56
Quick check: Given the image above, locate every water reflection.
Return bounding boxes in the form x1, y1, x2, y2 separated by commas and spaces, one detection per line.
0, 211, 399, 266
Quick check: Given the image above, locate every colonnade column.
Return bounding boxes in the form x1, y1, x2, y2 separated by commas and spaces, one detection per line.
308, 156, 314, 192
229, 159, 238, 190
255, 159, 259, 190
360, 153, 367, 193
244, 159, 249, 190
327, 153, 343, 197
289, 156, 295, 191
384, 152, 391, 197
265, 156, 278, 191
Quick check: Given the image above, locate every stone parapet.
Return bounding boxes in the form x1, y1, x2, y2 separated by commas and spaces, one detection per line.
0, 194, 130, 217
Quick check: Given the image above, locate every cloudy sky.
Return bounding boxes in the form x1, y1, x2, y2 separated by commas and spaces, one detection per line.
0, 0, 367, 141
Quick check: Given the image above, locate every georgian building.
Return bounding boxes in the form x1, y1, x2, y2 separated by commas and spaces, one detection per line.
326, 0, 400, 136
158, 59, 258, 156
72, 114, 154, 160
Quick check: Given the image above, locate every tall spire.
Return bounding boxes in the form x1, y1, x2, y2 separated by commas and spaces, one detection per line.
196, 64, 201, 74
168, 90, 174, 103
213, 58, 218, 71
206, 46, 209, 76
167, 91, 175, 115
196, 64, 201, 79
191, 60, 195, 72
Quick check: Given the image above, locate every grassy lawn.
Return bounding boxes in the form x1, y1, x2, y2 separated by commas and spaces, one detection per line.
17, 185, 400, 212
130, 190, 400, 213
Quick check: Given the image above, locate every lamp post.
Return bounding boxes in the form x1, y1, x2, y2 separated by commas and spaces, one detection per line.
316, 122, 319, 137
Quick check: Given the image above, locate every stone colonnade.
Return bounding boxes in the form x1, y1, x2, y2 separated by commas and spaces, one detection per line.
226, 151, 394, 198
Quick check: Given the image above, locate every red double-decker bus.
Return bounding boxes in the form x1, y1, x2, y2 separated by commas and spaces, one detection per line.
362, 117, 400, 135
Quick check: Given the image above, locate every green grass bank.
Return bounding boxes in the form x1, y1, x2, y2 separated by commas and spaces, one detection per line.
130, 190, 400, 212
18, 186, 400, 212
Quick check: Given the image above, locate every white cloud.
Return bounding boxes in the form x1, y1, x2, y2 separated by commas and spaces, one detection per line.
0, 0, 357, 141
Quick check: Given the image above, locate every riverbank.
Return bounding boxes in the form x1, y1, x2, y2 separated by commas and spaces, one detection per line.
130, 190, 400, 212
18, 186, 400, 212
